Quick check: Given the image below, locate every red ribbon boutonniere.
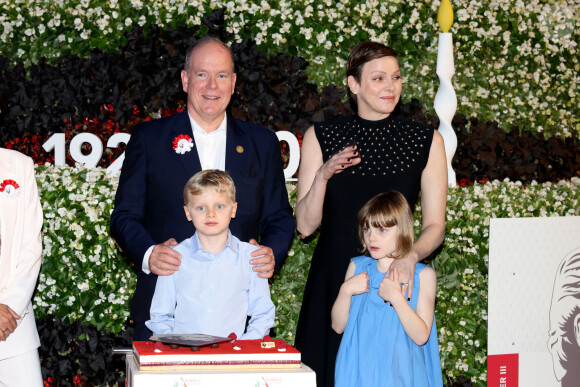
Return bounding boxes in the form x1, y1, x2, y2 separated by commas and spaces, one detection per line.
172, 134, 194, 154
0, 179, 20, 199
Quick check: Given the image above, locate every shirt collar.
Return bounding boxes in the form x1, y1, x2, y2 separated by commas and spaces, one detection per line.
188, 112, 228, 136
192, 230, 239, 254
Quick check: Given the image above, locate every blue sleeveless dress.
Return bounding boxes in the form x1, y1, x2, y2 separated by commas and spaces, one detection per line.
335, 256, 443, 387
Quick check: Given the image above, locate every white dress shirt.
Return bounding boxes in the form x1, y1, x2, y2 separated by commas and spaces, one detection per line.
191, 113, 227, 171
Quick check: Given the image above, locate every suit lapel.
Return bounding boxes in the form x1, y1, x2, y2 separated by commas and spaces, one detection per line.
225, 115, 248, 178
169, 111, 202, 179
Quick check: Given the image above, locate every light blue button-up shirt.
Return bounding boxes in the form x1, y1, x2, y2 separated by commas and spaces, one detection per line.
146, 231, 275, 340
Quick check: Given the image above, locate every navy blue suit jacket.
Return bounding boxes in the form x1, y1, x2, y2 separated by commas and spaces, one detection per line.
110, 111, 294, 331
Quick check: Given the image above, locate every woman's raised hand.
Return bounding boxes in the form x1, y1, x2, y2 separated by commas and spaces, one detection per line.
317, 144, 361, 181
296, 129, 361, 237
379, 267, 406, 304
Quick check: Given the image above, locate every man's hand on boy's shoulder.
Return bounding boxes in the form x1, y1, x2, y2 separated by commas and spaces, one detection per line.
150, 238, 182, 276
248, 239, 275, 279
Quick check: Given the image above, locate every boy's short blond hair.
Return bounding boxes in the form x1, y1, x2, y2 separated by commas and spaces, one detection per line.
357, 191, 414, 259
183, 169, 236, 204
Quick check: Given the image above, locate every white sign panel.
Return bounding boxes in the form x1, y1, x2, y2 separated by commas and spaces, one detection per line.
488, 216, 580, 387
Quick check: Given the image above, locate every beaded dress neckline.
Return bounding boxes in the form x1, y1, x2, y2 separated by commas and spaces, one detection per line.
333, 115, 427, 177
354, 114, 394, 127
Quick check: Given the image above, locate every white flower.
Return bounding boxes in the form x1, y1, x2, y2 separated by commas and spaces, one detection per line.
77, 282, 90, 291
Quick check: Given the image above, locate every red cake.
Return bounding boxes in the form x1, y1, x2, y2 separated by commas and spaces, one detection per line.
133, 337, 301, 371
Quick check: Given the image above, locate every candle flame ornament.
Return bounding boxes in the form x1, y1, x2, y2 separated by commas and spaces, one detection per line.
434, 0, 458, 187
438, 0, 454, 33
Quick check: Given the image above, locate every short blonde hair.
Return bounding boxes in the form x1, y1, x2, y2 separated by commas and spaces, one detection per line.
183, 169, 236, 205
357, 191, 414, 259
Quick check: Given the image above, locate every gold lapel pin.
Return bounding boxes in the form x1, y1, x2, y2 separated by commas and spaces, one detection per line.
236, 145, 244, 154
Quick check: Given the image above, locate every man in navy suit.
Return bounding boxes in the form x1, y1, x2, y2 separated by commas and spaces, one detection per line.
110, 36, 295, 340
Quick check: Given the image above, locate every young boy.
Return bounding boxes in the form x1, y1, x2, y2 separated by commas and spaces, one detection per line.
145, 170, 275, 340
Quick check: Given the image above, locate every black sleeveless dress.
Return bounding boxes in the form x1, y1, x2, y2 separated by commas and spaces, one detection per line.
294, 114, 433, 387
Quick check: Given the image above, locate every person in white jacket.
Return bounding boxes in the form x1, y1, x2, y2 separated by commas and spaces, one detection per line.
0, 148, 43, 386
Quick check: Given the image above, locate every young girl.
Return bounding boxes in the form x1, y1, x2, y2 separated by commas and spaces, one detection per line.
332, 191, 443, 386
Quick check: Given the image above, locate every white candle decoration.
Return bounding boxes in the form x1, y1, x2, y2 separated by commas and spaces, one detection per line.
434, 32, 458, 187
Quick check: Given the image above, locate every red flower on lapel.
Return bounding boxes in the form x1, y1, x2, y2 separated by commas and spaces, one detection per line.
0, 179, 20, 199
172, 134, 194, 154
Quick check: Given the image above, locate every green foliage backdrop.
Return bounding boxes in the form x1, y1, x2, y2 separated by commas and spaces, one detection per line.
33, 165, 580, 385
0, 0, 578, 138
3, 1, 578, 384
